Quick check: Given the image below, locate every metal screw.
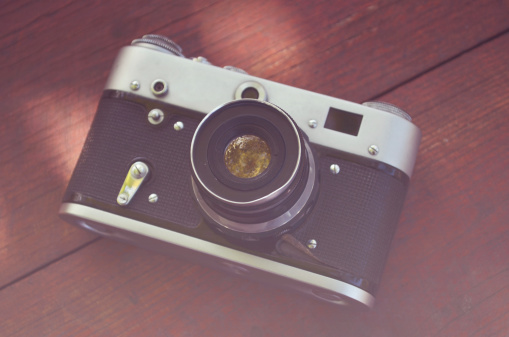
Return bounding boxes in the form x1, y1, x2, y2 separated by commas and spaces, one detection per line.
308, 120, 318, 128
131, 162, 147, 179
148, 194, 158, 203
307, 239, 317, 250
117, 192, 129, 206
368, 145, 379, 156
174, 121, 184, 131
130, 80, 140, 91
148, 109, 164, 125
192, 56, 211, 64
330, 164, 340, 174
72, 193, 83, 202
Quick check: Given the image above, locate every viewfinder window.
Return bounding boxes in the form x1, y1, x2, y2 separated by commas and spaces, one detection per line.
324, 107, 363, 136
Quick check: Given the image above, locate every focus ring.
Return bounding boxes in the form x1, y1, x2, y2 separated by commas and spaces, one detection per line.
190, 99, 319, 240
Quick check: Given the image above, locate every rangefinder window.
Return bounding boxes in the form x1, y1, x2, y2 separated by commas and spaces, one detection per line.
324, 107, 363, 136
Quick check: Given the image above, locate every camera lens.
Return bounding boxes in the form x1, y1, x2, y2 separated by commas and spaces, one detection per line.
224, 134, 271, 178
190, 99, 318, 240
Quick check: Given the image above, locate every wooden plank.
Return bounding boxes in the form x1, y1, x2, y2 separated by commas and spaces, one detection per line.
0, 240, 323, 336
1, 0, 508, 334
376, 29, 509, 335
0, 0, 233, 289
2, 1, 509, 102
2, 0, 508, 291
1, 23, 508, 337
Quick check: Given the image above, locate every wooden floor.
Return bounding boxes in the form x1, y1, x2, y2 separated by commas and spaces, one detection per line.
1, 0, 508, 336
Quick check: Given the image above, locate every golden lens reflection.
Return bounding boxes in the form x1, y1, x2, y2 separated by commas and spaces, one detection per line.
224, 135, 271, 178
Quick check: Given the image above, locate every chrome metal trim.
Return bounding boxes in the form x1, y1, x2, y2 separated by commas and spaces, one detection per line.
150, 79, 168, 96
190, 99, 303, 206
234, 81, 268, 101
191, 142, 317, 234
59, 202, 375, 308
105, 46, 421, 177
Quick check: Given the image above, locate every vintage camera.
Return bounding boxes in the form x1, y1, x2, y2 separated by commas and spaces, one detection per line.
59, 35, 421, 309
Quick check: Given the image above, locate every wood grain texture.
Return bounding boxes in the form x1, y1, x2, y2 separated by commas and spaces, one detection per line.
0, 0, 508, 336
381, 33, 509, 336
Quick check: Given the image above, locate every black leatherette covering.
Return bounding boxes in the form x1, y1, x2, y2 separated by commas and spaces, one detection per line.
64, 95, 408, 293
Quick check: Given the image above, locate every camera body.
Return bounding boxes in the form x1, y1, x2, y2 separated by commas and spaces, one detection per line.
59, 36, 421, 309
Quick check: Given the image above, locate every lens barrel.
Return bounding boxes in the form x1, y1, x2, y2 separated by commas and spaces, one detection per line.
190, 99, 318, 240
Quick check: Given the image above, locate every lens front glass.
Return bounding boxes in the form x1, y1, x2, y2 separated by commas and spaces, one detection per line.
224, 135, 271, 178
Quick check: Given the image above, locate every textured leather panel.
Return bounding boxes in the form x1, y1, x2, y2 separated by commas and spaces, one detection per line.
292, 156, 407, 286
65, 96, 407, 291
65, 97, 202, 228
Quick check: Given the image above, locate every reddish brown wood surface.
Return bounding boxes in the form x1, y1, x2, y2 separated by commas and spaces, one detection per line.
1, 0, 508, 336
